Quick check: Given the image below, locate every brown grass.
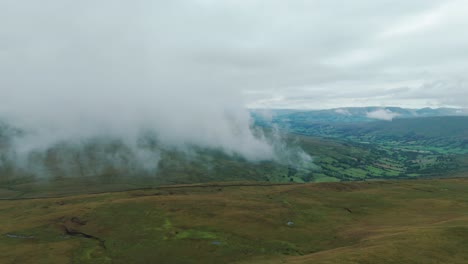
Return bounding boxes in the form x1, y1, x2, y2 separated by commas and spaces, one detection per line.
2, 179, 468, 263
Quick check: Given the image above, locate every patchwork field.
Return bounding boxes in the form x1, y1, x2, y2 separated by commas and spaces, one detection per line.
2, 178, 468, 263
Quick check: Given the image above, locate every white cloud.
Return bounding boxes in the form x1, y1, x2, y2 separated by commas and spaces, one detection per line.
366, 109, 400, 121
0, 0, 279, 161
1, 0, 467, 146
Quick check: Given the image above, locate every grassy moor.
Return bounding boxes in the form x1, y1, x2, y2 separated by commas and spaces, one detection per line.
2, 178, 468, 263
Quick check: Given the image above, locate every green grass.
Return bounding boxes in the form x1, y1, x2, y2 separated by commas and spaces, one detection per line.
174, 230, 218, 240
2, 179, 468, 263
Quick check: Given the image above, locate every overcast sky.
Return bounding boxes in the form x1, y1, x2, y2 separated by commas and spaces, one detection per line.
2, 0, 468, 110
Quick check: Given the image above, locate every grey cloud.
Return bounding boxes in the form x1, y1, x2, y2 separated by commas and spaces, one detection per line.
0, 0, 281, 162
1, 0, 467, 155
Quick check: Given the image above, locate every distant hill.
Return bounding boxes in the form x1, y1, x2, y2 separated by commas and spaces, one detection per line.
252, 107, 468, 125
252, 107, 468, 154
264, 115, 468, 153
283, 116, 468, 139
348, 116, 468, 139
252, 111, 468, 179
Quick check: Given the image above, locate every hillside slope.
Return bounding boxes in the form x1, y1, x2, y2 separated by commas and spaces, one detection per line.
2, 179, 468, 263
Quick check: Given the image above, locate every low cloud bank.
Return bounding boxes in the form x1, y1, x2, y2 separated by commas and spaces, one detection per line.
0, 1, 313, 180
366, 109, 399, 121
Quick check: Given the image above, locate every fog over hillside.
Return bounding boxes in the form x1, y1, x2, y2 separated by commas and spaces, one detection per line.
0, 1, 318, 180
0, 1, 299, 176
2, 0, 468, 179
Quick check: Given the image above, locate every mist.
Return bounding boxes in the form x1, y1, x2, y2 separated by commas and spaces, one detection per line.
1, 1, 268, 155
366, 109, 400, 121
0, 1, 318, 181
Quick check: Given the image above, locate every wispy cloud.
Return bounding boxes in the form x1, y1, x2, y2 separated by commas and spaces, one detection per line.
366, 109, 400, 121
